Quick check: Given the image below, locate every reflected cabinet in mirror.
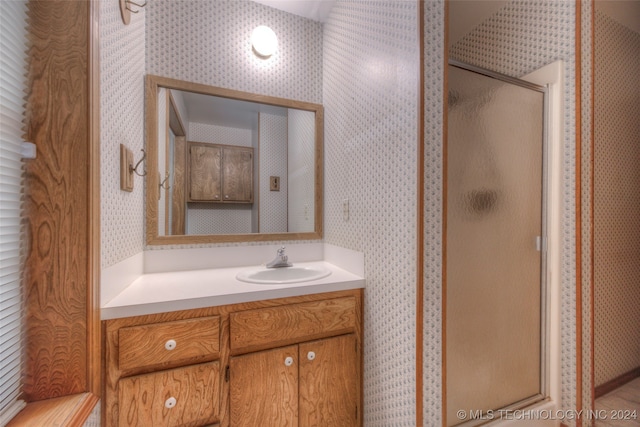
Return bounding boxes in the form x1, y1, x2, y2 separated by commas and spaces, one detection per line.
145, 75, 323, 244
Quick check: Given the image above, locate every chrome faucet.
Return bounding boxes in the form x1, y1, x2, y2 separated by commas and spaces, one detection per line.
266, 246, 293, 268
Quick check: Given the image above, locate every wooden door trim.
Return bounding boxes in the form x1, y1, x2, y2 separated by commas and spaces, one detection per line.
15, 0, 100, 423
88, 0, 102, 399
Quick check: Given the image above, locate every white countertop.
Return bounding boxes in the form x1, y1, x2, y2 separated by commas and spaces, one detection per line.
101, 261, 365, 320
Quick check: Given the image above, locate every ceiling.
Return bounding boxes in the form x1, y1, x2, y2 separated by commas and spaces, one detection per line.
251, 0, 640, 36
252, 0, 336, 22
596, 1, 640, 34
449, 1, 509, 45
178, 90, 286, 130
250, 0, 508, 38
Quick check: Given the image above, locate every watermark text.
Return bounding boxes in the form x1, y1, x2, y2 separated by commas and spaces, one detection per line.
456, 408, 638, 422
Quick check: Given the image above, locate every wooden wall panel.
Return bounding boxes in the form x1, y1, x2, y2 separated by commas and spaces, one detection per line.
23, 0, 90, 401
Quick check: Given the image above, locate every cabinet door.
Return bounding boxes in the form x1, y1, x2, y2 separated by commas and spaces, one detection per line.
230, 345, 298, 427
222, 147, 253, 202
118, 362, 220, 427
299, 334, 359, 426
189, 144, 221, 201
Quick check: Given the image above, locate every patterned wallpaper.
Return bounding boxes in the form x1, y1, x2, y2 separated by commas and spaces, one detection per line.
288, 108, 316, 232
323, 1, 419, 424
100, 0, 146, 268
580, 0, 594, 417
146, 0, 323, 104
449, 0, 578, 422
422, 1, 446, 423
593, 9, 640, 387
187, 204, 254, 235
259, 112, 288, 233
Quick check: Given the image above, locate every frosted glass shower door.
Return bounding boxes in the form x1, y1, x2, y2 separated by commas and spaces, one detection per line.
446, 63, 547, 426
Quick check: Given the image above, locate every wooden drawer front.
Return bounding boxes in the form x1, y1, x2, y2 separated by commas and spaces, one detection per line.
118, 362, 220, 427
230, 297, 356, 353
119, 316, 219, 372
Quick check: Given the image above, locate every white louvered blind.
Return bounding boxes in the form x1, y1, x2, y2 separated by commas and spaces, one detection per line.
0, 0, 28, 424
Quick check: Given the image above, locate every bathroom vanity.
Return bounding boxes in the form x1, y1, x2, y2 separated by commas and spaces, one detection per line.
101, 262, 364, 427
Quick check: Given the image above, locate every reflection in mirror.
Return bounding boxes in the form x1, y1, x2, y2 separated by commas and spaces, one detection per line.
146, 75, 323, 245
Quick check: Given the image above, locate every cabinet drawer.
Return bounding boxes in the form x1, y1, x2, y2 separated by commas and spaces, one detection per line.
230, 297, 356, 353
119, 316, 219, 372
118, 362, 220, 427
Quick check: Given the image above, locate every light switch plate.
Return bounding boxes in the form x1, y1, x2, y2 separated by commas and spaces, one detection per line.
343, 199, 349, 221
270, 176, 280, 191
120, 144, 134, 192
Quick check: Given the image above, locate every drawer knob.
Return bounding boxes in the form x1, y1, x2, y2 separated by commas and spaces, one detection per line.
284, 356, 294, 367
165, 397, 177, 409
165, 339, 177, 351
307, 351, 316, 361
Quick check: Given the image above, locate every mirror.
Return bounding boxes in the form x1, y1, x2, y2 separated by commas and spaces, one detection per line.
145, 75, 323, 245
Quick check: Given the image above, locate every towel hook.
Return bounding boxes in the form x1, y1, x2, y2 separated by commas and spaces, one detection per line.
130, 149, 147, 177
126, 0, 147, 13
159, 172, 170, 190
119, 0, 146, 25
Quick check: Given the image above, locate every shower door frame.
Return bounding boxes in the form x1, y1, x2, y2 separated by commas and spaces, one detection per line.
445, 59, 551, 426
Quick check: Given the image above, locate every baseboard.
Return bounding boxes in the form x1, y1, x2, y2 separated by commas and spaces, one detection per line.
595, 366, 640, 398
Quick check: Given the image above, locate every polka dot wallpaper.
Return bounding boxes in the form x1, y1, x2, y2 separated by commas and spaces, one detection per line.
422, 1, 446, 424
593, 9, 640, 388
580, 0, 594, 417
100, 0, 146, 269
288, 109, 316, 233
146, 0, 323, 104
323, 1, 419, 424
259, 112, 288, 233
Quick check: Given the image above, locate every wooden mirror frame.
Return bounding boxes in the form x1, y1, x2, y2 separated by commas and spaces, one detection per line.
145, 75, 324, 245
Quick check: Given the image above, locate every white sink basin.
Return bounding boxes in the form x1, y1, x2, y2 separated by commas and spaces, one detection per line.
236, 266, 331, 284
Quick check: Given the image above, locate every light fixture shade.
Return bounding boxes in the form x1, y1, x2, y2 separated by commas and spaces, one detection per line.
251, 25, 278, 58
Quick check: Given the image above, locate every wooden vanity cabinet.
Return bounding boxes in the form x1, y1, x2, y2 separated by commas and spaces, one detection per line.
229, 334, 358, 427
103, 310, 224, 427
228, 297, 361, 426
103, 290, 363, 427
188, 141, 253, 203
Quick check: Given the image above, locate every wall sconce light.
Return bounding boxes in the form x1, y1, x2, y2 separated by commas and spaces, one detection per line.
251, 25, 278, 58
